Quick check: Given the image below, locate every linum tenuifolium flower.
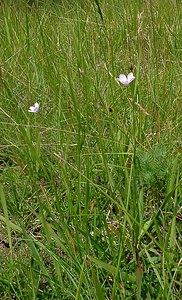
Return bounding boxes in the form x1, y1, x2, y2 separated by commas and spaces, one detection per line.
28, 102, 40, 113
117, 72, 135, 87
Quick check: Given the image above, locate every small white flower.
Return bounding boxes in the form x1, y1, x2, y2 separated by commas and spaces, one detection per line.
117, 72, 135, 87
28, 102, 40, 113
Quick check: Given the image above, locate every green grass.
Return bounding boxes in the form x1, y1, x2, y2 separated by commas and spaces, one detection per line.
0, 0, 181, 299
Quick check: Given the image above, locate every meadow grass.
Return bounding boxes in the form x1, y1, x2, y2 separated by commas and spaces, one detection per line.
0, 0, 181, 299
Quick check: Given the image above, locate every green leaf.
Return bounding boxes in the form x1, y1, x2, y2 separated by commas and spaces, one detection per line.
88, 256, 135, 283
0, 184, 13, 257
90, 265, 105, 300
75, 262, 85, 300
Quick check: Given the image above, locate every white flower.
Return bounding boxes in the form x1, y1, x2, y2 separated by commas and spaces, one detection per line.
28, 102, 40, 113
117, 72, 135, 87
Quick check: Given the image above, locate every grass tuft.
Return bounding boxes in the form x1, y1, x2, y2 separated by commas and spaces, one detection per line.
0, 0, 181, 299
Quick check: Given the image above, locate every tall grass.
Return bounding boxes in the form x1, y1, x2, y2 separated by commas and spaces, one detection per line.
0, 0, 181, 299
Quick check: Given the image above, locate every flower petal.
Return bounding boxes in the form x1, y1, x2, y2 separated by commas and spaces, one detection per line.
117, 74, 127, 84
34, 102, 40, 108
28, 102, 40, 113
127, 72, 135, 83
28, 106, 35, 111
